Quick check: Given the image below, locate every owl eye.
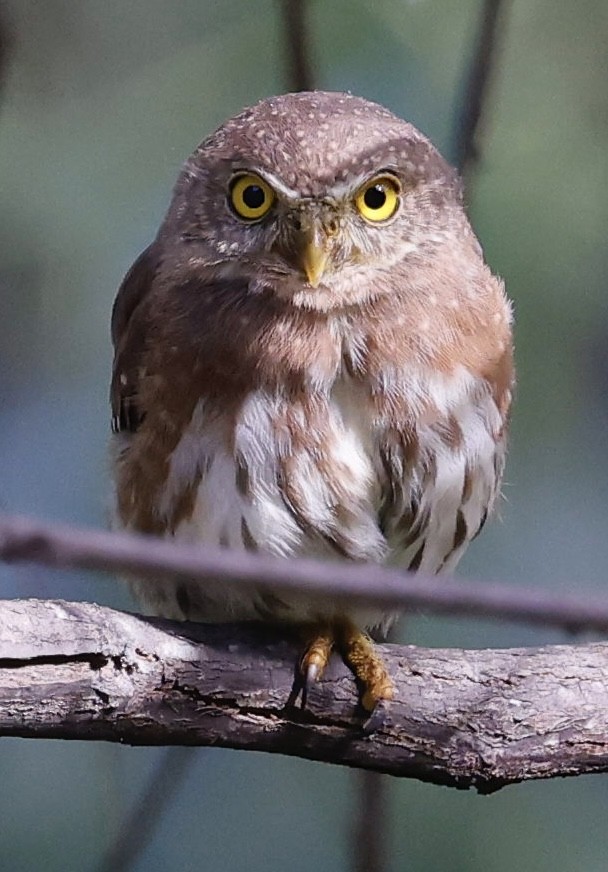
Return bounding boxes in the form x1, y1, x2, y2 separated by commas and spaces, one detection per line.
355, 176, 400, 223
229, 173, 275, 221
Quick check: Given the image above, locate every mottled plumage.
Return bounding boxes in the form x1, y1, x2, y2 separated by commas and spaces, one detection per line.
111, 91, 513, 710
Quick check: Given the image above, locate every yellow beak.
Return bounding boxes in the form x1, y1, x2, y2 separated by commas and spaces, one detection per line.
301, 240, 330, 288
294, 213, 333, 288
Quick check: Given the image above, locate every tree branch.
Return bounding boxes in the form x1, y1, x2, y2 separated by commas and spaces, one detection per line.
452, 0, 510, 176
280, 0, 314, 92
2, 598, 608, 793
1, 513, 608, 633
95, 747, 196, 872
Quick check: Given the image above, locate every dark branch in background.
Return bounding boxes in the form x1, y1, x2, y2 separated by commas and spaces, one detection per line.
353, 624, 399, 872
3, 599, 608, 794
1, 514, 608, 633
281, 0, 314, 92
96, 748, 196, 872
354, 771, 389, 872
0, 7, 10, 93
452, 0, 510, 177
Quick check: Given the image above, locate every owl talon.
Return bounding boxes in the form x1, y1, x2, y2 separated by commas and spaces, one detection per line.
362, 698, 392, 735
336, 620, 394, 713
298, 628, 335, 708
299, 661, 320, 710
305, 661, 321, 684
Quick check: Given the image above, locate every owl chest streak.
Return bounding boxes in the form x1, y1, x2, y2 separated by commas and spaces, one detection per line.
160, 378, 386, 564
156, 368, 501, 585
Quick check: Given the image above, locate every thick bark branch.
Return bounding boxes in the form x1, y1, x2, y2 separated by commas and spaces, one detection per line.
2, 598, 608, 793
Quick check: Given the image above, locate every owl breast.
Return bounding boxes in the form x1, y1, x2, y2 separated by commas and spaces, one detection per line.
126, 362, 503, 634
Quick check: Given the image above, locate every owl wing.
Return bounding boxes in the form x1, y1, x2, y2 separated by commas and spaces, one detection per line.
110, 243, 160, 434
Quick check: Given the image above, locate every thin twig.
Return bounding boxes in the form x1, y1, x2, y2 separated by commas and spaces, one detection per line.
452, 0, 510, 176
281, 0, 314, 92
0, 513, 607, 633
96, 748, 196, 872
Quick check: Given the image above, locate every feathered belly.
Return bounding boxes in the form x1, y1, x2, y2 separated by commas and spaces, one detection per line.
119, 369, 504, 633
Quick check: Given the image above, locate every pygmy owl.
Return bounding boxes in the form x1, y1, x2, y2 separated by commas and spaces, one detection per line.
111, 91, 513, 712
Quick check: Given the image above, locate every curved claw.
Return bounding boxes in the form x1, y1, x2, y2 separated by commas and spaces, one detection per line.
297, 630, 335, 709
362, 698, 392, 735
305, 661, 321, 685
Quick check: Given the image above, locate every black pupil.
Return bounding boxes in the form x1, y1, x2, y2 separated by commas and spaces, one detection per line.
243, 184, 265, 209
364, 184, 387, 210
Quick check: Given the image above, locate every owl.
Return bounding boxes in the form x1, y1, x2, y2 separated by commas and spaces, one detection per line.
110, 91, 513, 712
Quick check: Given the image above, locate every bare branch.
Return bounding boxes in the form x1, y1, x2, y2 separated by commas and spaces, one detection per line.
353, 627, 399, 872
96, 747, 195, 872
0, 6, 11, 94
280, 0, 314, 92
1, 513, 608, 633
2, 599, 608, 793
452, 0, 510, 176
353, 771, 390, 872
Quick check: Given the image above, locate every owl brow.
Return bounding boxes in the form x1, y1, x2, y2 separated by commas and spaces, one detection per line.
324, 167, 400, 201
233, 167, 402, 204
230, 168, 301, 201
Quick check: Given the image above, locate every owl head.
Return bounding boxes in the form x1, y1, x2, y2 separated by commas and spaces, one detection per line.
161, 91, 464, 311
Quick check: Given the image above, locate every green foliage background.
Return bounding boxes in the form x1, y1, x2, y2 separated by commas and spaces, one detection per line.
0, 2, 607, 870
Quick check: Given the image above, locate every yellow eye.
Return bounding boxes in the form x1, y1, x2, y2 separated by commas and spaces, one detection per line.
229, 173, 275, 221
355, 176, 400, 223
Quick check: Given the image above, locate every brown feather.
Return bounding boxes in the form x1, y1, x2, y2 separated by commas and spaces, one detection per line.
109, 91, 514, 635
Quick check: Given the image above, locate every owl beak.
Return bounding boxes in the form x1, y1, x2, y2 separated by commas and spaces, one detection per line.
301, 240, 330, 288
297, 218, 331, 288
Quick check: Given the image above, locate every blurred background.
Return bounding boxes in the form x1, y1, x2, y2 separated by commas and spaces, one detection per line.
1, 1, 607, 870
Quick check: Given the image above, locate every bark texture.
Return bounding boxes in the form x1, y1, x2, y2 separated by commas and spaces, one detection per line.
2, 599, 608, 792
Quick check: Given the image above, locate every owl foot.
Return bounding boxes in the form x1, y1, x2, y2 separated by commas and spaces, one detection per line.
294, 621, 393, 714
299, 627, 334, 708
336, 620, 394, 713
